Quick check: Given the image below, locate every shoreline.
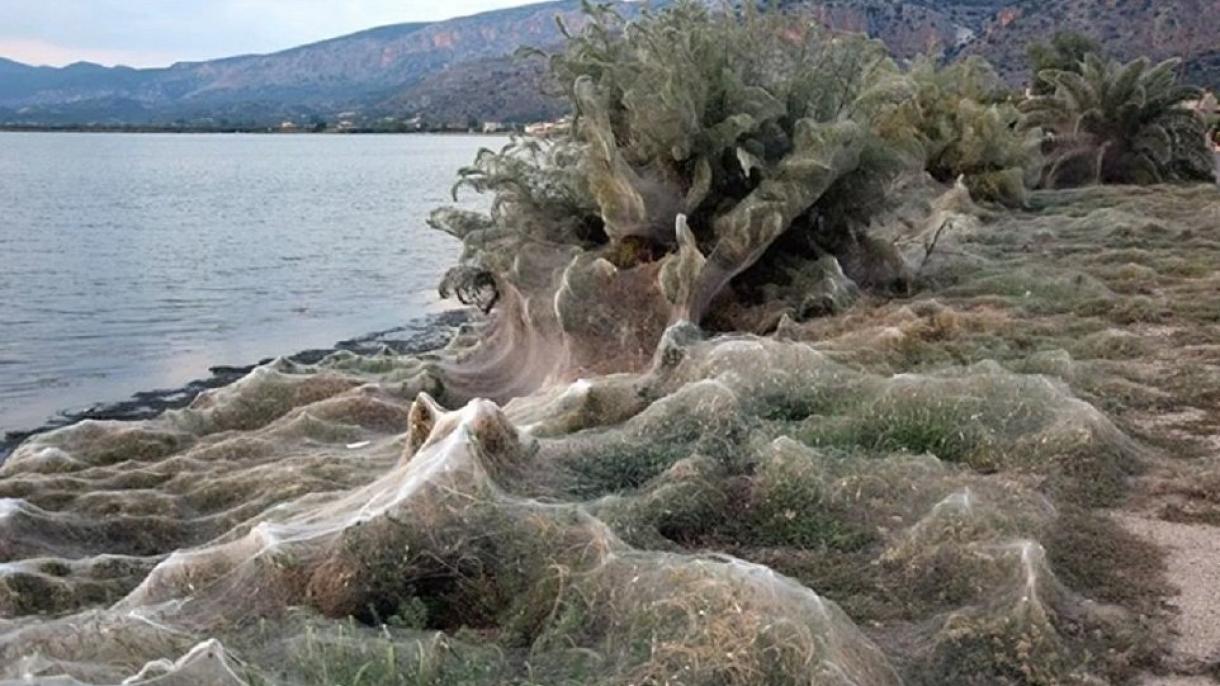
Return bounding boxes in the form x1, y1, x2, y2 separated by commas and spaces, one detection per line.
0, 309, 469, 462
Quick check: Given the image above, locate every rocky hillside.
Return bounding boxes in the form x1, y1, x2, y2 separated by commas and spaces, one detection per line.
1, 0, 1217, 128
383, 55, 562, 126
779, 0, 1219, 90
961, 0, 1220, 88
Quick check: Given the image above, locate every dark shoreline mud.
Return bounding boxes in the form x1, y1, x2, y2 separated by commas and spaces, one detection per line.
0, 309, 469, 462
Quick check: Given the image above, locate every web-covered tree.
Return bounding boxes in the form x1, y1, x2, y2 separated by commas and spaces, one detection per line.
1021, 54, 1216, 186
427, 1, 1039, 341
433, 0, 929, 343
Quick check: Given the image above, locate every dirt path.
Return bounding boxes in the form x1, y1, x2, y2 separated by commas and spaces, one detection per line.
1123, 509, 1220, 682
1121, 411, 1220, 683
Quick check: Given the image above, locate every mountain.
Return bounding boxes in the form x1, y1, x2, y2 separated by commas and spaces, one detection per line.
0, 1, 634, 127
1, 0, 1217, 129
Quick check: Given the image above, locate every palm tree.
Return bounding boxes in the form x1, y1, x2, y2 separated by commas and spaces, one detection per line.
1020, 54, 1215, 187
1026, 31, 1101, 96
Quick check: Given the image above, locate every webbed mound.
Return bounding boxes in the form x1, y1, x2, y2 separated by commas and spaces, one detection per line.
0, 291, 1170, 683
2, 367, 903, 685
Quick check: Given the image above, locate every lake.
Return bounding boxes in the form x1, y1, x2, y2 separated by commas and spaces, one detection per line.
0, 132, 501, 437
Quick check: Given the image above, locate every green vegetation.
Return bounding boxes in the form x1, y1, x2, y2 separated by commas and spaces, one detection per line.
435, 1, 1052, 334
907, 57, 1041, 205
441, 1, 924, 319
1022, 54, 1216, 186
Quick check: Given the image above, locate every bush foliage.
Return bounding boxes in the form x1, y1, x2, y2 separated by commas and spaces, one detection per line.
907, 56, 1041, 206
432, 1, 1213, 335
432, 1, 1046, 328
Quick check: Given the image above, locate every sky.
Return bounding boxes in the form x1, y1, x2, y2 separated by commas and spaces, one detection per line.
0, 1, 537, 68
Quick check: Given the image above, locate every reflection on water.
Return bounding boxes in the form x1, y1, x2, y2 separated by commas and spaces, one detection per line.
0, 132, 501, 433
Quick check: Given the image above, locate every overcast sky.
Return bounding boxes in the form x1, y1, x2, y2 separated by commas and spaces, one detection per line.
0, 1, 538, 68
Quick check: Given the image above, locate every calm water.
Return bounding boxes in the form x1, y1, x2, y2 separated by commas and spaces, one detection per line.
0, 132, 501, 435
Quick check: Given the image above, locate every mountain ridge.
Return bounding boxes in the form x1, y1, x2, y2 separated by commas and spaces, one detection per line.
1, 0, 1216, 128
0, 0, 620, 127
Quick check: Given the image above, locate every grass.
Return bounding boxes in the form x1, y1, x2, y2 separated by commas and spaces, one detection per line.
240, 618, 508, 686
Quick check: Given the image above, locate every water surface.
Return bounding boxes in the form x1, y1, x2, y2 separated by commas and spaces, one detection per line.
0, 131, 499, 434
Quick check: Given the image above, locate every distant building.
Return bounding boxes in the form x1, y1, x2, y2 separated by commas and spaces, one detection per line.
279, 121, 298, 131
524, 116, 573, 138
482, 121, 508, 133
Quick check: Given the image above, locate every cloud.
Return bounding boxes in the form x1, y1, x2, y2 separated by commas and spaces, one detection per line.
0, 37, 183, 68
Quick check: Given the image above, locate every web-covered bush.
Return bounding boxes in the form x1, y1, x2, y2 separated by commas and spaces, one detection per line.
431, 1, 926, 328
907, 57, 1042, 206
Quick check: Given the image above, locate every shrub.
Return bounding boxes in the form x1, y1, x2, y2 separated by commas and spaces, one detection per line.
907, 57, 1042, 206
432, 1, 926, 326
